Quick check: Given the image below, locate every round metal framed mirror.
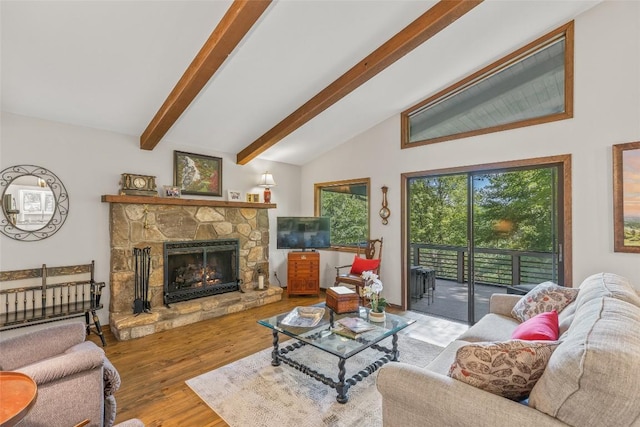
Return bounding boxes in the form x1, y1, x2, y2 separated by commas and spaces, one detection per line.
0, 165, 69, 241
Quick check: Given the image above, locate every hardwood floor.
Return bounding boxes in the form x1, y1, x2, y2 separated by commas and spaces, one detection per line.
87, 291, 464, 426
88, 292, 326, 426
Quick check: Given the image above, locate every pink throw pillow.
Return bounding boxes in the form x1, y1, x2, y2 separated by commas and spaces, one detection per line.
511, 310, 559, 341
349, 256, 380, 275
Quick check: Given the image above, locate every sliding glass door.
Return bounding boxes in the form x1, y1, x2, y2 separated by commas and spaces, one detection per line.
408, 162, 565, 324
408, 173, 468, 321
468, 168, 561, 322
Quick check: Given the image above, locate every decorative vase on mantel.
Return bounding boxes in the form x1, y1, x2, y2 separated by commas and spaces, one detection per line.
368, 309, 386, 323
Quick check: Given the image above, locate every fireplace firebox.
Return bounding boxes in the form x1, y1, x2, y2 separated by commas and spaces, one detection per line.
163, 239, 239, 305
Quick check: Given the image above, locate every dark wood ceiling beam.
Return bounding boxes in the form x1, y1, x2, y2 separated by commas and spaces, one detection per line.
236, 0, 482, 164
140, 0, 272, 151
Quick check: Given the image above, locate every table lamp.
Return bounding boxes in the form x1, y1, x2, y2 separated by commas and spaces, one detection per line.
258, 172, 276, 203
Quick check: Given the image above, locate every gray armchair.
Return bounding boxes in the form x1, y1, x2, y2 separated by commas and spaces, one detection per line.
0, 322, 121, 427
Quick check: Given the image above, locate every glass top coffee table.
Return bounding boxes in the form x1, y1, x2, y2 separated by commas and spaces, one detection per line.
257, 305, 415, 403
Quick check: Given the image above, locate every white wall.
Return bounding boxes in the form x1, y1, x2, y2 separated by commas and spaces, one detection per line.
0, 113, 302, 324
303, 0, 640, 306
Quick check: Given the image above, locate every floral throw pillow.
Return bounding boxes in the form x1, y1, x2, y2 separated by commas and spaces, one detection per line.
448, 340, 559, 401
511, 282, 579, 322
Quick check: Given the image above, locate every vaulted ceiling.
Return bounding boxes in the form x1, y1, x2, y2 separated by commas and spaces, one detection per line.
1, 0, 601, 166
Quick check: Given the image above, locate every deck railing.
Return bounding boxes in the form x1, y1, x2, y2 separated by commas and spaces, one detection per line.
410, 243, 556, 287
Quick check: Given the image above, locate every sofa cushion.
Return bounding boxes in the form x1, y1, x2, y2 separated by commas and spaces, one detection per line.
511, 282, 578, 322
448, 340, 559, 401
426, 339, 469, 375
18, 342, 104, 384
557, 301, 576, 337
511, 311, 559, 341
574, 272, 640, 309
457, 314, 521, 343
529, 297, 640, 426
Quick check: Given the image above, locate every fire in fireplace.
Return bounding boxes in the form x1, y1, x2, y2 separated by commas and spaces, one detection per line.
163, 239, 239, 305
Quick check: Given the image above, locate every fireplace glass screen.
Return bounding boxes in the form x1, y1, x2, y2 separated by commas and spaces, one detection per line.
164, 239, 239, 304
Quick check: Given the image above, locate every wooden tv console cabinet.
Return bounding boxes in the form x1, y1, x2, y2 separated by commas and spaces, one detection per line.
287, 251, 320, 296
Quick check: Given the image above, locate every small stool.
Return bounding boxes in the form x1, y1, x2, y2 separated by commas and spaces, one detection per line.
410, 266, 423, 301
419, 267, 436, 304
410, 266, 437, 304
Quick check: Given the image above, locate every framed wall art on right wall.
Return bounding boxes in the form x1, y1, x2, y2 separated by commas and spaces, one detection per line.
613, 140, 640, 253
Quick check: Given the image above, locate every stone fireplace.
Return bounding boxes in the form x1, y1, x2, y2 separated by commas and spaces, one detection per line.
102, 195, 282, 340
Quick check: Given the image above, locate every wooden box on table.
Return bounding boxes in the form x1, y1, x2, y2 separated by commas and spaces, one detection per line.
326, 286, 359, 314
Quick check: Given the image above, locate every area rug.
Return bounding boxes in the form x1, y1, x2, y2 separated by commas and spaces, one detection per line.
186, 335, 443, 427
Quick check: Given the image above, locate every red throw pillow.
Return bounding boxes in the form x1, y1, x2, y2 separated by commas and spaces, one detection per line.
511, 310, 559, 341
349, 256, 380, 275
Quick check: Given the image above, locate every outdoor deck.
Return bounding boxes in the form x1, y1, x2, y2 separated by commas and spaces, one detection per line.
409, 278, 513, 324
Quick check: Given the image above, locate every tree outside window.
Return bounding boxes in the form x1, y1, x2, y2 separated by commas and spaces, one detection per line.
315, 178, 370, 248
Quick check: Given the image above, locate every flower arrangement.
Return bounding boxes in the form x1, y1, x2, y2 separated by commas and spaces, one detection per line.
361, 270, 387, 313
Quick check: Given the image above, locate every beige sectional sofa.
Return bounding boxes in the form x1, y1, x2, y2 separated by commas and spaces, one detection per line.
377, 272, 640, 427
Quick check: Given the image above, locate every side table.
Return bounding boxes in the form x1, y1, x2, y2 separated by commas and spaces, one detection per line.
0, 371, 37, 427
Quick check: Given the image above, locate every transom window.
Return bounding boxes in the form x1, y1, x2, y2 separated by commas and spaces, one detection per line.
314, 178, 370, 249
402, 22, 574, 147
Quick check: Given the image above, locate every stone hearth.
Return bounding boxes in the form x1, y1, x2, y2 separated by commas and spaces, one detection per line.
102, 195, 281, 340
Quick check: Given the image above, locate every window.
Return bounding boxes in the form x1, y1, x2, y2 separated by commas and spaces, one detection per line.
402, 22, 574, 148
314, 178, 370, 249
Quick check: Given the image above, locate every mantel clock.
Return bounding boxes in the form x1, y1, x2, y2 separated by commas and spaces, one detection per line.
120, 173, 157, 196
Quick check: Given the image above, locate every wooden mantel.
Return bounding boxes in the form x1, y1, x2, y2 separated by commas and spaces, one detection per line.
101, 194, 276, 209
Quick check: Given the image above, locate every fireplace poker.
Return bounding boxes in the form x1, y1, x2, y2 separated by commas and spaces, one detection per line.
133, 247, 144, 315
144, 246, 152, 312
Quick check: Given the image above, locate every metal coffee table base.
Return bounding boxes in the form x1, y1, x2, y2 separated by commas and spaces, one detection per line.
269, 328, 400, 403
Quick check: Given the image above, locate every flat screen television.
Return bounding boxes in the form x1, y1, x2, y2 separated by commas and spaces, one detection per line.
276, 217, 331, 250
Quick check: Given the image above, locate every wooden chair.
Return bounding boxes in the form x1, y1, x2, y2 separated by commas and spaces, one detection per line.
334, 238, 383, 303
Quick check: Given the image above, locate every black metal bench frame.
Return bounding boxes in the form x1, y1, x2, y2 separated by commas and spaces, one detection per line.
0, 260, 106, 346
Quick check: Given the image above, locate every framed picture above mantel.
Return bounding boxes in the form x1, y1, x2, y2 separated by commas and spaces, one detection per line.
613, 141, 640, 253
173, 150, 222, 196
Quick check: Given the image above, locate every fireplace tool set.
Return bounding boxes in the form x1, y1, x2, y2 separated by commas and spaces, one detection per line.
133, 246, 152, 315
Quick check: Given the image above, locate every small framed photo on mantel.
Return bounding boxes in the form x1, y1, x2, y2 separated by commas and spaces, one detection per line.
227, 190, 242, 202
162, 185, 181, 198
